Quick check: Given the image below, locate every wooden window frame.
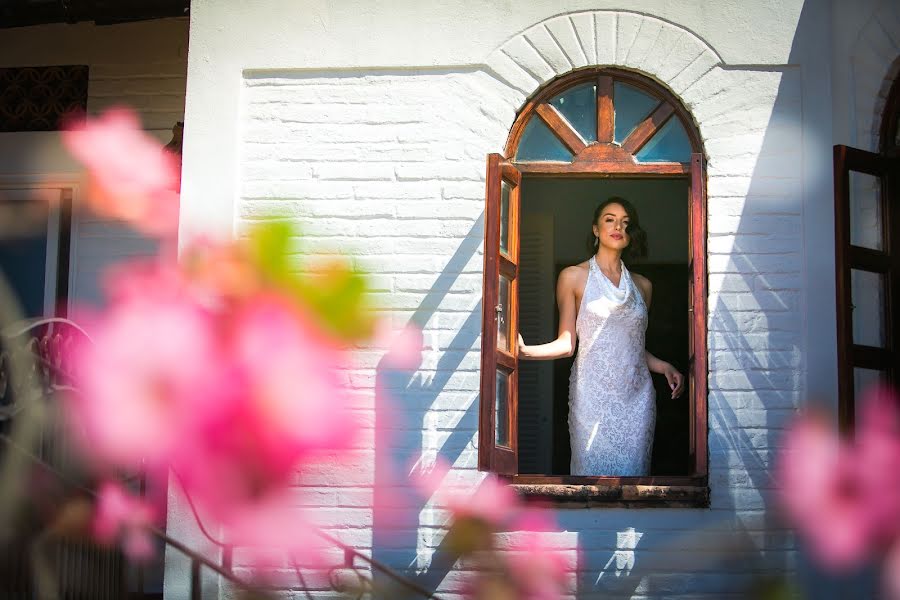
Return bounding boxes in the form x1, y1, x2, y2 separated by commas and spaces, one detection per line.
479, 68, 709, 507
834, 75, 900, 432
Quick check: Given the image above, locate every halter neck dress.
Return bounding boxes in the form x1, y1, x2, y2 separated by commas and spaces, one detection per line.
569, 257, 655, 476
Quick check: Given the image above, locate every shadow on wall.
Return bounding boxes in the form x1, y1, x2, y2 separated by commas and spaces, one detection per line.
372, 215, 484, 596
581, 2, 879, 598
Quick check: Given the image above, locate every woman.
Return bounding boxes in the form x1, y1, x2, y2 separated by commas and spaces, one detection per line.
517, 197, 684, 476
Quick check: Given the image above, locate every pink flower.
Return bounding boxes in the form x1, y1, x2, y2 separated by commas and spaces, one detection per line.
776, 386, 900, 571
92, 481, 157, 560
776, 414, 873, 569
413, 458, 518, 527
62, 107, 180, 236
67, 274, 225, 471
374, 322, 422, 370
507, 527, 568, 599
216, 490, 330, 570
447, 475, 520, 527
173, 295, 355, 517
856, 385, 900, 544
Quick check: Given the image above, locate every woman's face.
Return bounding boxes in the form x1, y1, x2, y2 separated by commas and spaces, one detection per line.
592, 202, 631, 252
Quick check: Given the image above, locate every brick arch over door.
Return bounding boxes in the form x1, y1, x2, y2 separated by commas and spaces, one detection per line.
484, 10, 723, 148
850, 0, 900, 152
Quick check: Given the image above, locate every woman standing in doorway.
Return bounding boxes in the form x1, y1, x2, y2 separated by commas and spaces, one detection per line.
517, 197, 684, 476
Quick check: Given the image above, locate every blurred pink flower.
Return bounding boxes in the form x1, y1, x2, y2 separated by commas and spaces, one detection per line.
508, 507, 567, 600
507, 525, 568, 600
62, 107, 180, 236
777, 385, 900, 571
93, 481, 157, 560
67, 276, 225, 471
413, 457, 518, 527
777, 414, 872, 569
101, 258, 185, 304
856, 385, 900, 544
173, 295, 355, 517
375, 322, 422, 370
216, 490, 330, 570
448, 475, 520, 527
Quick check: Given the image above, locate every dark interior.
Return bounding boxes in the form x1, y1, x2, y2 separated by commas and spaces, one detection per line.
517, 176, 691, 476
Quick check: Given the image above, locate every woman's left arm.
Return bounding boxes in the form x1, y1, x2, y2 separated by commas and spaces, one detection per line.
634, 274, 685, 399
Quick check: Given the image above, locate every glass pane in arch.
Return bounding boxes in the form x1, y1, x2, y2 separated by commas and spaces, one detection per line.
635, 116, 692, 163
515, 115, 574, 162
613, 82, 659, 143
549, 82, 597, 143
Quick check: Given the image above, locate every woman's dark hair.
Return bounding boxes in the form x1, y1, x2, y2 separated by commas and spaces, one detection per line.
587, 196, 648, 262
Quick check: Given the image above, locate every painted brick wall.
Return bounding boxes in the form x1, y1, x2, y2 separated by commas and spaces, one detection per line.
230, 11, 806, 598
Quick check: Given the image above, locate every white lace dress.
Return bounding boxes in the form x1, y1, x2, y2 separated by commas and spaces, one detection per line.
569, 257, 655, 476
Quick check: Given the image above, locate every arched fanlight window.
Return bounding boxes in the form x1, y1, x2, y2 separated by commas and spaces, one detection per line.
479, 69, 709, 504
504, 69, 701, 173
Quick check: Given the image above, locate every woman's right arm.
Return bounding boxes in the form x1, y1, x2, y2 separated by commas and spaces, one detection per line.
518, 267, 578, 360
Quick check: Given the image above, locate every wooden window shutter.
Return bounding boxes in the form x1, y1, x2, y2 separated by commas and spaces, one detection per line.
688, 152, 708, 477
478, 154, 521, 474
833, 145, 899, 432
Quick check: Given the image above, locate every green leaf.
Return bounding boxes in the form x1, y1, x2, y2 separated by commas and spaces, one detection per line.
247, 221, 294, 283
444, 516, 494, 555
291, 262, 376, 342
246, 222, 375, 342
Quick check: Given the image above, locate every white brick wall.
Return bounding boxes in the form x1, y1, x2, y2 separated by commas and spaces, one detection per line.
228, 9, 812, 598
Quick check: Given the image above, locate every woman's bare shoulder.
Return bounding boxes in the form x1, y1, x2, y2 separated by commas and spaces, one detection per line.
561, 262, 589, 279
558, 262, 589, 290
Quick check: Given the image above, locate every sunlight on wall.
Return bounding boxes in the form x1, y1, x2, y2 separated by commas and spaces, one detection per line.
596, 527, 644, 582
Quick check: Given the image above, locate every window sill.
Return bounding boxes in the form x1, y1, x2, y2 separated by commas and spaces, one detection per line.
510, 483, 709, 508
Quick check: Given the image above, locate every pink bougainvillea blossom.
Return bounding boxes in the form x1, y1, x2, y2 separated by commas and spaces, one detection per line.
62, 107, 180, 236
507, 531, 568, 600
231, 295, 352, 458
411, 458, 518, 528
776, 385, 900, 573
776, 412, 875, 569
445, 474, 520, 528
506, 508, 568, 600
66, 284, 225, 471
174, 295, 357, 517
63, 231, 362, 563
92, 481, 157, 560
374, 321, 423, 371
213, 490, 331, 570
855, 385, 900, 544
